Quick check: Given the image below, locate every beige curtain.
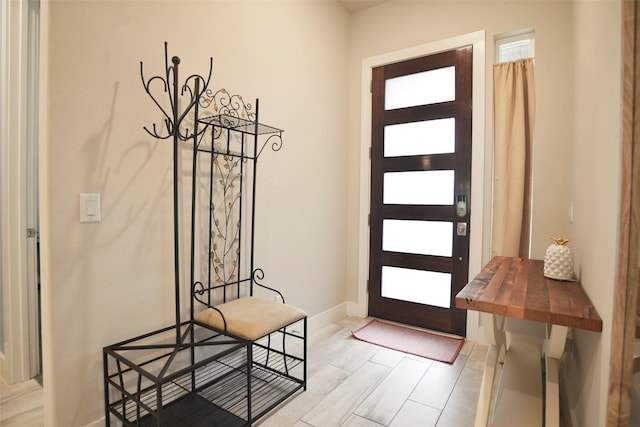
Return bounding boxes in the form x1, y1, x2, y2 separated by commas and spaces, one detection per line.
491, 59, 535, 258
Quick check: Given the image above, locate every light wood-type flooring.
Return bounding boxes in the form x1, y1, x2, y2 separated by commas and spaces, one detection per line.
0, 376, 43, 427
256, 316, 486, 427
0, 316, 488, 427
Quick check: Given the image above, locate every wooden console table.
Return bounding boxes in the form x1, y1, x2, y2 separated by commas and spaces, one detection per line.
455, 256, 602, 427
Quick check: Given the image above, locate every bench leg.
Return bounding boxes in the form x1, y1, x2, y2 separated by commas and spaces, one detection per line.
247, 342, 253, 424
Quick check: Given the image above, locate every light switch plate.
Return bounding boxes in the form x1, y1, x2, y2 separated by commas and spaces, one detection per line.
80, 193, 101, 223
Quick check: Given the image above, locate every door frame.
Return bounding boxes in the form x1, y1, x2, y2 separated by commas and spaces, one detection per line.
0, 0, 40, 384
351, 31, 486, 341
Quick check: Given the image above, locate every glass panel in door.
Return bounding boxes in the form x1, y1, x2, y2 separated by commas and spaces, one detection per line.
381, 266, 452, 308
383, 170, 455, 205
385, 66, 456, 109
382, 220, 453, 257
384, 118, 456, 157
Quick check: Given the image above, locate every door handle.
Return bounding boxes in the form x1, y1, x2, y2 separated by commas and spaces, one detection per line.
456, 195, 467, 217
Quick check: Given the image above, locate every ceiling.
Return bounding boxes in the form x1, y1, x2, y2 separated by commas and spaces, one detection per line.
337, 0, 390, 13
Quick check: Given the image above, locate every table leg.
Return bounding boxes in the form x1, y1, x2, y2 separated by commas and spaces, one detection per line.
475, 313, 506, 427
475, 343, 501, 427
544, 325, 568, 427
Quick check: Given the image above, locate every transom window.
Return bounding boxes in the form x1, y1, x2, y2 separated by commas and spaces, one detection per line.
496, 31, 535, 63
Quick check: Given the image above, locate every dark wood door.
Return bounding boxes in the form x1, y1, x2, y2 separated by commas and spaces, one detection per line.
368, 47, 473, 336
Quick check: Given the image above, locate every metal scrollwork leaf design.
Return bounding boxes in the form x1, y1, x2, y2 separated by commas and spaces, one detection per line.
198, 87, 256, 123
210, 150, 243, 285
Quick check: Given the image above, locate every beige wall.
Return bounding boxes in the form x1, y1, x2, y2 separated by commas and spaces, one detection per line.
40, 1, 349, 425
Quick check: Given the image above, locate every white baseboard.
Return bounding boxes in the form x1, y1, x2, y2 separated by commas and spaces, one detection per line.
307, 302, 348, 336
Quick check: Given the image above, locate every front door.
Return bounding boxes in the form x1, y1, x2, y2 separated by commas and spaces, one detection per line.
368, 47, 472, 336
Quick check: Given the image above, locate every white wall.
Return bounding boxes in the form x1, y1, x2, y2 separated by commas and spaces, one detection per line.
565, 1, 622, 426
40, 1, 349, 425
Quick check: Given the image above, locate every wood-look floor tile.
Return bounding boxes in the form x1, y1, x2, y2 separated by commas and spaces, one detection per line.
0, 379, 41, 403
0, 404, 44, 427
342, 414, 386, 426
257, 364, 351, 427
369, 347, 408, 368
354, 357, 431, 425
329, 338, 380, 373
409, 355, 467, 410
306, 324, 358, 377
459, 340, 476, 357
0, 383, 43, 424
301, 361, 390, 427
306, 320, 369, 374
465, 342, 489, 371
308, 322, 344, 347
389, 399, 440, 427
435, 366, 483, 427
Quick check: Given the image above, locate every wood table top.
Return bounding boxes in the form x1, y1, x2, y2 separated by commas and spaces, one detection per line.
455, 256, 602, 332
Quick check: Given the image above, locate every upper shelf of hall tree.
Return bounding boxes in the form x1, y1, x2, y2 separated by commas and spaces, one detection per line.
198, 113, 283, 136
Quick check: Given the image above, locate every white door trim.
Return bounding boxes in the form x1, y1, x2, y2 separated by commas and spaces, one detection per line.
349, 31, 486, 341
0, 0, 40, 384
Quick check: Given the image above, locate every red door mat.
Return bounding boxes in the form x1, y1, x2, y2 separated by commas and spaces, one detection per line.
351, 319, 465, 364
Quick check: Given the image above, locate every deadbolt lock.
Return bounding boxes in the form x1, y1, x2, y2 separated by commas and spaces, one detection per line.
456, 222, 467, 236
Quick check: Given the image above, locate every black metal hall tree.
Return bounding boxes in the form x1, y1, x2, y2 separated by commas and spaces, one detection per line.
103, 43, 307, 427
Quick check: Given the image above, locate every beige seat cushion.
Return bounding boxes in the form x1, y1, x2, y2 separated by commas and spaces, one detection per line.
194, 296, 307, 341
